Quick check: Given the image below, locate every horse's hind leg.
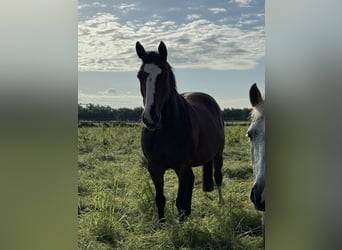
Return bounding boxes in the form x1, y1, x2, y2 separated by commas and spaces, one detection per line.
148, 162, 166, 222
202, 161, 214, 192
213, 153, 224, 205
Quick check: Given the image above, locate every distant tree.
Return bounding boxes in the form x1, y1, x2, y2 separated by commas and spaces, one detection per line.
78, 103, 251, 122
78, 104, 143, 121
222, 108, 251, 121
117, 108, 139, 121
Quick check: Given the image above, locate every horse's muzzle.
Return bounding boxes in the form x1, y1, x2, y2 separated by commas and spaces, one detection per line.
142, 116, 162, 131
251, 184, 265, 211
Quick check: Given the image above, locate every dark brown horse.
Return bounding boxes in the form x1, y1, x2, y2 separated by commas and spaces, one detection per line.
135, 41, 225, 221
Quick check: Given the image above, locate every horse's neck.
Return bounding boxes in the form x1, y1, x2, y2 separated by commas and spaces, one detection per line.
162, 90, 187, 129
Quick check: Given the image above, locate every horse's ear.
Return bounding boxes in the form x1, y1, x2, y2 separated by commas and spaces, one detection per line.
136, 41, 146, 60
249, 83, 263, 107
158, 41, 167, 61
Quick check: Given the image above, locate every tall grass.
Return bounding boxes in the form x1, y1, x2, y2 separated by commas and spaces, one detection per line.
78, 124, 263, 249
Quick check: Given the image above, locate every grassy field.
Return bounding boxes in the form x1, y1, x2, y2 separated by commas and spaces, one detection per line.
78, 123, 263, 249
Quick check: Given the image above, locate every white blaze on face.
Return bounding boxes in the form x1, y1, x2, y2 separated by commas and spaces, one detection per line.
143, 63, 162, 123
249, 114, 265, 195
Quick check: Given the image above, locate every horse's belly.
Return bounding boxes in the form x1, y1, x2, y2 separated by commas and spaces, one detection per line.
143, 139, 221, 168
141, 116, 224, 168
191, 126, 224, 166
142, 135, 193, 167
191, 143, 222, 167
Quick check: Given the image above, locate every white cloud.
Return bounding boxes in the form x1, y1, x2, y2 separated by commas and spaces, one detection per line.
100, 88, 117, 95
187, 7, 201, 11
236, 13, 264, 28
217, 98, 250, 109
117, 3, 138, 13
145, 21, 158, 26
230, 0, 253, 7
161, 21, 176, 26
186, 14, 201, 21
78, 91, 142, 108
78, 13, 264, 72
168, 7, 181, 12
93, 2, 106, 8
78, 4, 90, 9
208, 8, 227, 14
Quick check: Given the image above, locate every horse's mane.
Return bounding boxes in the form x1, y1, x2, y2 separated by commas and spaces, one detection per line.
165, 63, 177, 93
160, 61, 190, 130
250, 100, 265, 122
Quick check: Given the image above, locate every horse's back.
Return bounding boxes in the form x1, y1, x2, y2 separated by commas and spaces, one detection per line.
182, 92, 223, 127
181, 92, 224, 165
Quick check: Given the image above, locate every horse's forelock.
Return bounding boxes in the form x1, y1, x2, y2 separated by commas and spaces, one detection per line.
141, 51, 164, 64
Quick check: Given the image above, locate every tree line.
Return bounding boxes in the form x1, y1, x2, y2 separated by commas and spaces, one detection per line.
78, 104, 252, 122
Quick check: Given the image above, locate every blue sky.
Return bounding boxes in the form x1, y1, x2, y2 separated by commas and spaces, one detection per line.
78, 0, 264, 109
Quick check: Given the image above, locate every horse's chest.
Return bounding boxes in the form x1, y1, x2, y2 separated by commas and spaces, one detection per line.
141, 131, 191, 164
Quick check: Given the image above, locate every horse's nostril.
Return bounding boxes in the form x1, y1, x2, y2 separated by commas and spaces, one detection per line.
250, 185, 265, 211
142, 110, 162, 129
155, 115, 161, 124
149, 109, 159, 123
142, 116, 153, 127
142, 116, 161, 131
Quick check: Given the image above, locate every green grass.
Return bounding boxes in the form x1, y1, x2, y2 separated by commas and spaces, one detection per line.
78, 124, 263, 249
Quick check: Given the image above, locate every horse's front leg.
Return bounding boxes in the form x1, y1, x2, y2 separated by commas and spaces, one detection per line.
175, 166, 195, 221
148, 162, 166, 222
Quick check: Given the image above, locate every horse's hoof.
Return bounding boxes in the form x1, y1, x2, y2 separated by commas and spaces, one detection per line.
178, 209, 190, 223
159, 217, 166, 224
179, 215, 189, 223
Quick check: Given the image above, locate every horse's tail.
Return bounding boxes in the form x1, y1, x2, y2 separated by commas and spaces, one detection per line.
202, 161, 214, 192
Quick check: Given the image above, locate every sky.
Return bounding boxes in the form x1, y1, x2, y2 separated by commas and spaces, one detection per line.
78, 0, 265, 109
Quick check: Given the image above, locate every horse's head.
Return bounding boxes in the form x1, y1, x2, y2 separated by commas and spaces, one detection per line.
248, 83, 265, 211
136, 41, 174, 131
